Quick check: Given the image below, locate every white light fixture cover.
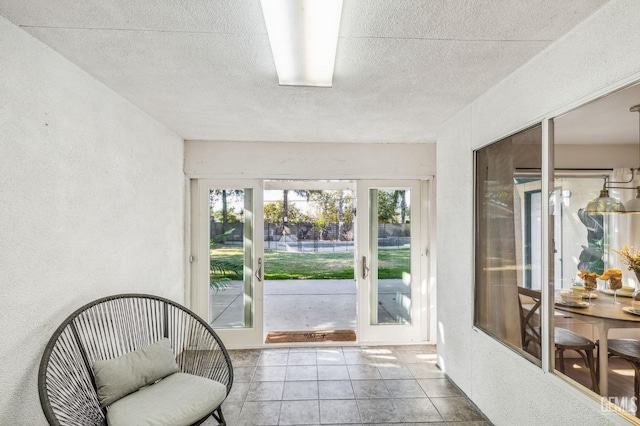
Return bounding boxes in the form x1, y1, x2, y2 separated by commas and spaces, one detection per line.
624, 188, 640, 213
260, 0, 343, 87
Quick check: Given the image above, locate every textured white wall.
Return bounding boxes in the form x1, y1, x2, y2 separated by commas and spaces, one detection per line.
435, 105, 474, 392
437, 0, 640, 425
184, 140, 436, 179
0, 17, 184, 424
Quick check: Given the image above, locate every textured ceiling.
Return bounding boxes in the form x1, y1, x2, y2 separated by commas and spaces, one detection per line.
555, 82, 640, 145
0, 0, 611, 142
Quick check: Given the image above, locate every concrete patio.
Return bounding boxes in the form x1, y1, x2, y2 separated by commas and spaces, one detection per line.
210, 279, 412, 335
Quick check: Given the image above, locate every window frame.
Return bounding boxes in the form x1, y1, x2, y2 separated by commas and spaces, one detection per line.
472, 123, 544, 358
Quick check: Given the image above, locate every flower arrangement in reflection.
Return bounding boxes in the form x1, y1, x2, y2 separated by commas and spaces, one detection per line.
578, 270, 598, 292
599, 268, 623, 290
613, 245, 640, 273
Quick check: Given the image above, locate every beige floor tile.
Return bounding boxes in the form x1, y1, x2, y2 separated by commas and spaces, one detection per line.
288, 351, 317, 365
286, 365, 318, 381
226, 345, 490, 425
279, 400, 320, 425
356, 398, 401, 423
377, 363, 414, 379
229, 349, 261, 367
259, 351, 290, 366
406, 362, 446, 379
318, 364, 350, 380
417, 378, 463, 397
236, 401, 281, 426
317, 351, 346, 365
246, 381, 285, 401
320, 399, 362, 424
318, 380, 355, 399
347, 363, 382, 380
225, 381, 250, 402
232, 366, 256, 383
394, 397, 443, 422
351, 379, 391, 399
430, 397, 486, 422
384, 379, 427, 398
254, 366, 287, 382
283, 380, 319, 400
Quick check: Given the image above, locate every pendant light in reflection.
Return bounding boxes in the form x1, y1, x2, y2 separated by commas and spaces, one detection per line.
624, 104, 640, 213
584, 104, 640, 214
584, 186, 626, 214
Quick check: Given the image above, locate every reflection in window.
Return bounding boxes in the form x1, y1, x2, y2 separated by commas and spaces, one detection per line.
474, 125, 542, 363
553, 172, 640, 412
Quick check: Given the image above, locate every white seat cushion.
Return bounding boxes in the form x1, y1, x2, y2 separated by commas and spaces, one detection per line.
106, 373, 227, 426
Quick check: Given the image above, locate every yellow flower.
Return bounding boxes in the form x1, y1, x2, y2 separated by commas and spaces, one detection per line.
613, 245, 640, 272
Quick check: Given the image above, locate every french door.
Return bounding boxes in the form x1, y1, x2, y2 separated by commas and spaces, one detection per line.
190, 178, 429, 346
356, 180, 428, 343
190, 179, 264, 347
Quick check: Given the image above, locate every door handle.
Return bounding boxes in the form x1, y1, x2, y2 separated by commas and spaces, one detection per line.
255, 257, 263, 282
362, 256, 370, 279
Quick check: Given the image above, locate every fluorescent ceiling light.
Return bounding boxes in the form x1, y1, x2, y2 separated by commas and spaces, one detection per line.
260, 0, 343, 87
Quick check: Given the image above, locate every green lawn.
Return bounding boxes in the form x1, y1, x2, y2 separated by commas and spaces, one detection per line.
210, 245, 409, 280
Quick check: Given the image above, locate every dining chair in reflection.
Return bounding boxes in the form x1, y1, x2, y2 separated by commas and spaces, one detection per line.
518, 286, 599, 393
599, 339, 640, 416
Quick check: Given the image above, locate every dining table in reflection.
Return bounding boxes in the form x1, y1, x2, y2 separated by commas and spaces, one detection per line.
554, 290, 640, 396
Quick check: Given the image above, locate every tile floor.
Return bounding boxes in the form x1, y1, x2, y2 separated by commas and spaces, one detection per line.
212, 345, 491, 425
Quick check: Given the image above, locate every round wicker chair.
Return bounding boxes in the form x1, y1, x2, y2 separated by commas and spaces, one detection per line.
38, 294, 233, 426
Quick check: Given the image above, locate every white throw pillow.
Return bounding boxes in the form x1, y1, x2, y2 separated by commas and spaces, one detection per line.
92, 338, 180, 407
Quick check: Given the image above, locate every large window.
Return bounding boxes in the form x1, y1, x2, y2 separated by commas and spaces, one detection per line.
551, 81, 640, 418
474, 125, 542, 361
476, 81, 640, 421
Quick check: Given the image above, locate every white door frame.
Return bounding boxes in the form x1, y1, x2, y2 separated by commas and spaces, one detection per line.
356, 180, 429, 343
190, 179, 264, 348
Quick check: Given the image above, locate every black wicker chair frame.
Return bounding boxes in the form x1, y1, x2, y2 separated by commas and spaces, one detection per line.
38, 294, 233, 426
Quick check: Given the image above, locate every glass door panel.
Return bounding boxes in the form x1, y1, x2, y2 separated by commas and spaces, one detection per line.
209, 187, 254, 328
370, 188, 412, 325
191, 179, 263, 347
356, 180, 427, 343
